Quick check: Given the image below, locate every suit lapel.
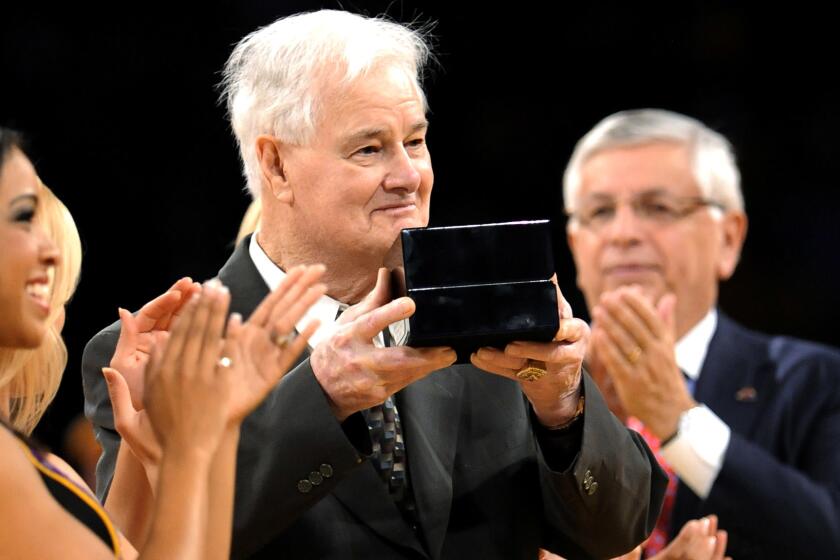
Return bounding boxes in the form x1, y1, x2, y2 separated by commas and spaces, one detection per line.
217, 235, 270, 320
219, 237, 464, 555
693, 314, 775, 442
331, 368, 464, 559
399, 368, 464, 559
223, 237, 419, 549
673, 313, 776, 531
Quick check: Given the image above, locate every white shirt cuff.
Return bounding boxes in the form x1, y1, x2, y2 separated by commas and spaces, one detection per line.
660, 404, 731, 498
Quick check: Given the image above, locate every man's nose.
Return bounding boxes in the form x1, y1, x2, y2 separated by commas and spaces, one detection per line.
603, 202, 644, 246
382, 145, 421, 193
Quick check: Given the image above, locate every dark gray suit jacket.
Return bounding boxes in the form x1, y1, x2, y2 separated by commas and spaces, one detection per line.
82, 238, 666, 559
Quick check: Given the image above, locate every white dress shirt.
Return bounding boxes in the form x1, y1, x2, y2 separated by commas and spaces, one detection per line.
249, 233, 408, 350
661, 308, 731, 498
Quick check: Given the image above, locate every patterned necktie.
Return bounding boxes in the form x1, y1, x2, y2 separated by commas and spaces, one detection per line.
362, 327, 418, 527
626, 416, 677, 557
365, 397, 408, 499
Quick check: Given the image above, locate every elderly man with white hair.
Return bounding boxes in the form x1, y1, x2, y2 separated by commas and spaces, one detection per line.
564, 109, 840, 559
82, 10, 666, 560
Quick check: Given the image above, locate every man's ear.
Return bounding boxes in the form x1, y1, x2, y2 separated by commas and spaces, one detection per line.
717, 211, 748, 280
256, 134, 293, 204
566, 225, 577, 256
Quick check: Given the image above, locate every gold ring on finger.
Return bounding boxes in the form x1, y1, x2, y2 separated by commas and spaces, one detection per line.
515, 360, 548, 382
626, 346, 642, 364
269, 330, 297, 350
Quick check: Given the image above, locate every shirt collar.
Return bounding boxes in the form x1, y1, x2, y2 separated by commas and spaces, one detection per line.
675, 308, 718, 381
248, 233, 407, 348
249, 233, 345, 348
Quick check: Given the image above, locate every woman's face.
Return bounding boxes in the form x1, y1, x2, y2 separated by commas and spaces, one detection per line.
0, 149, 59, 348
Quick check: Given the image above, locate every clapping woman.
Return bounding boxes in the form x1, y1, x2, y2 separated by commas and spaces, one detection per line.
0, 127, 325, 559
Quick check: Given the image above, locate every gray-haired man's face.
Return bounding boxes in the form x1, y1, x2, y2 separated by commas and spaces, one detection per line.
567, 141, 743, 337
276, 65, 433, 261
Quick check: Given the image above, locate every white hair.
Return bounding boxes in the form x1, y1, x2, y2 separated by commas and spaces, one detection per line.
220, 10, 433, 198
562, 109, 744, 214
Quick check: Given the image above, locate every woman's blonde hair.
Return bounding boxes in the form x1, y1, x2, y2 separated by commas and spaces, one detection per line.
0, 181, 82, 434
236, 197, 262, 245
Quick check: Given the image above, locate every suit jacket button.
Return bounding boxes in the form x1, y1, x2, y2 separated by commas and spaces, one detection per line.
297, 479, 313, 493
308, 471, 324, 486
320, 464, 334, 478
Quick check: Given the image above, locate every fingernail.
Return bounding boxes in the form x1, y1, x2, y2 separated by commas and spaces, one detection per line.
230, 312, 242, 323
101, 368, 113, 383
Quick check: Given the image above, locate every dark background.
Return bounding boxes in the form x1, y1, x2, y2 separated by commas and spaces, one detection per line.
2, 2, 839, 451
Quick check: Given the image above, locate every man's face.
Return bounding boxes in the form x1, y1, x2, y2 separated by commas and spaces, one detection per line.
279, 65, 433, 261
567, 142, 743, 337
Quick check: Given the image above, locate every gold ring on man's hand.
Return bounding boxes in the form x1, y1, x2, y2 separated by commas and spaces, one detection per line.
626, 346, 642, 364
515, 360, 548, 382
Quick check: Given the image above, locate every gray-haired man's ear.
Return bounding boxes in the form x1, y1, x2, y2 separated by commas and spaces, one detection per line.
716, 211, 748, 281
256, 135, 293, 204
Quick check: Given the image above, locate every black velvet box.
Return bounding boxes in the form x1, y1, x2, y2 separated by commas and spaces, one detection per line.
395, 220, 559, 362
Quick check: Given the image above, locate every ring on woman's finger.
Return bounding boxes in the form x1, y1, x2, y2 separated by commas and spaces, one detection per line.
218, 356, 233, 368
269, 329, 297, 349
626, 346, 642, 364
515, 359, 548, 382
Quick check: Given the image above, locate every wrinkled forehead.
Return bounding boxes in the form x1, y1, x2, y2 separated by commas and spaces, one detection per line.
577, 141, 700, 200
312, 61, 426, 123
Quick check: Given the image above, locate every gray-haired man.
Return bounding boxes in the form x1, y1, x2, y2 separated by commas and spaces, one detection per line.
565, 109, 840, 559
84, 12, 666, 559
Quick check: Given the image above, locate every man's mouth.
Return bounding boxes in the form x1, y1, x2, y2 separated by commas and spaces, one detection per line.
603, 264, 659, 277
375, 202, 417, 215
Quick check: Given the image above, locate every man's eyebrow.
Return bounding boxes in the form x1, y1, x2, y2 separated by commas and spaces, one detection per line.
582, 187, 672, 201
343, 120, 429, 146
344, 127, 388, 145
408, 120, 429, 134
